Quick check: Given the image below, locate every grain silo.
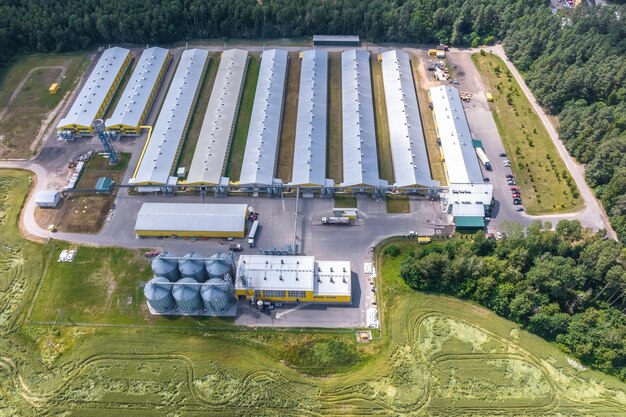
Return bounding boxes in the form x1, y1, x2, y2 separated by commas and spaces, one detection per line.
201, 279, 234, 313
151, 252, 180, 281
179, 252, 208, 282
172, 278, 202, 313
144, 277, 175, 312
205, 253, 233, 279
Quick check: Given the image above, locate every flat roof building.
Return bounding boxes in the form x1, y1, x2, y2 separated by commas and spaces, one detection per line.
131, 49, 209, 186
239, 49, 288, 187
186, 49, 249, 185
341, 50, 385, 188
105, 47, 171, 135
34, 191, 61, 208
313, 35, 360, 46
290, 50, 329, 187
57, 47, 132, 136
235, 255, 351, 303
381, 50, 438, 188
134, 203, 248, 238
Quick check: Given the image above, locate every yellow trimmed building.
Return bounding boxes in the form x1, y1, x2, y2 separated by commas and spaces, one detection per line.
235, 255, 352, 304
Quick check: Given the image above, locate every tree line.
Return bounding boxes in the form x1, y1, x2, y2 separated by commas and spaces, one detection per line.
391, 221, 626, 380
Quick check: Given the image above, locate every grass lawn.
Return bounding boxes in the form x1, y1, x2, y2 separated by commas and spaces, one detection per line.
225, 53, 260, 181
370, 56, 394, 185
0, 53, 88, 158
333, 195, 357, 208
176, 53, 220, 172
276, 52, 301, 182
386, 196, 410, 213
472, 52, 582, 214
327, 52, 343, 184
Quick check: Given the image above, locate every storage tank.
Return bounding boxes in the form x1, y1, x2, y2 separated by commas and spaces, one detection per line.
151, 252, 180, 281
144, 277, 175, 312
172, 278, 202, 313
205, 254, 233, 279
179, 252, 208, 282
201, 279, 233, 313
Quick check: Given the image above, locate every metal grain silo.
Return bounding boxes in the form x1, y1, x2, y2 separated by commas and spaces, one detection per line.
151, 252, 180, 281
205, 253, 233, 279
144, 277, 175, 312
201, 279, 233, 313
172, 277, 202, 313
179, 252, 208, 282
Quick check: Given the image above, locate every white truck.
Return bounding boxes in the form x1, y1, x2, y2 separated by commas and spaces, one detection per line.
248, 220, 259, 247
475, 147, 492, 170
322, 216, 351, 225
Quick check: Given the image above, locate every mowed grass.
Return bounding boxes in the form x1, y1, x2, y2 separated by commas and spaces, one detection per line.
472, 53, 582, 214
176, 53, 220, 172
386, 195, 410, 213
0, 54, 88, 158
333, 195, 357, 208
370, 56, 394, 184
410, 54, 447, 185
275, 52, 301, 182
225, 52, 260, 181
327, 52, 343, 184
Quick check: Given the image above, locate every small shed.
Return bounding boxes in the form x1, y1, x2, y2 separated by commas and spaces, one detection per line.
49, 83, 59, 94
95, 177, 114, 193
35, 191, 61, 208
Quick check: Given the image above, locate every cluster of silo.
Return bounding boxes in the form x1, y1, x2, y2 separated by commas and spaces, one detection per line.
144, 277, 176, 312
151, 252, 180, 281
202, 279, 234, 313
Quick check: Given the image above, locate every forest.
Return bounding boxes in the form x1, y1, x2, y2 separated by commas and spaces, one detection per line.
394, 220, 626, 380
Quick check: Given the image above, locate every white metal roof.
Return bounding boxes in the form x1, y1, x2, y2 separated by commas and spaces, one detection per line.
239, 49, 289, 186
134, 203, 247, 233
341, 50, 384, 187
381, 50, 439, 188
290, 50, 328, 186
235, 255, 315, 292
34, 191, 60, 203
186, 49, 249, 185
314, 261, 351, 296
58, 47, 130, 129
429, 85, 484, 184
313, 35, 360, 43
105, 47, 170, 130
132, 49, 209, 185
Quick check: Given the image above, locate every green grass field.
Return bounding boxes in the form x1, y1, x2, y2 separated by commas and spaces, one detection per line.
370, 56, 394, 185
225, 53, 260, 182
0, 54, 88, 158
275, 52, 301, 183
2, 169, 626, 415
386, 195, 410, 213
472, 53, 582, 214
333, 195, 357, 208
327, 52, 343, 184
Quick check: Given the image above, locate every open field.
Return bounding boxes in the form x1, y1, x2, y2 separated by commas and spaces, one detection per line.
0, 54, 88, 158
225, 53, 260, 182
176, 53, 220, 173
386, 195, 410, 213
2, 169, 626, 415
276, 52, 301, 182
327, 52, 343, 184
410, 53, 447, 186
472, 53, 582, 214
370, 56, 394, 185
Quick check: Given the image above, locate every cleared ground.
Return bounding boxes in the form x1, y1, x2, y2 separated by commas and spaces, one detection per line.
327, 52, 343, 184
275, 52, 301, 182
225, 53, 260, 181
0, 54, 88, 158
370, 56, 394, 184
472, 53, 582, 214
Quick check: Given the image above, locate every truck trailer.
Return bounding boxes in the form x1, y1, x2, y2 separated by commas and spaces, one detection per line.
322, 216, 351, 225
475, 147, 492, 170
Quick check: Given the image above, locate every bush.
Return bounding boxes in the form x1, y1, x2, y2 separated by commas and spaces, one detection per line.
384, 244, 401, 257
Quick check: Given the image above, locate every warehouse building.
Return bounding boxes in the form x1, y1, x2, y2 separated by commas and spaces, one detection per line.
290, 50, 330, 187
381, 50, 439, 189
34, 191, 61, 208
313, 35, 360, 47
105, 47, 171, 136
57, 47, 131, 137
134, 202, 248, 238
429, 85, 493, 228
235, 255, 351, 303
341, 50, 386, 189
239, 49, 289, 188
186, 49, 249, 185
131, 49, 209, 188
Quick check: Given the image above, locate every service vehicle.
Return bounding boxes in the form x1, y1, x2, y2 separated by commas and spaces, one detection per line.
322, 216, 351, 225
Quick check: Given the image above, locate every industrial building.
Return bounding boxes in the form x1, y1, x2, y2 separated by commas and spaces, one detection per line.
341, 50, 386, 189
381, 50, 438, 189
57, 47, 132, 137
34, 191, 61, 208
131, 49, 209, 188
290, 50, 330, 187
134, 202, 248, 237
235, 255, 351, 303
429, 85, 493, 228
313, 35, 360, 46
105, 47, 171, 135
186, 49, 249, 185
238, 49, 289, 187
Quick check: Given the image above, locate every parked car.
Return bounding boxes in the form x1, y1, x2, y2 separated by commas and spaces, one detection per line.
496, 232, 502, 240
499, 152, 507, 157
513, 198, 522, 205
506, 174, 514, 179
503, 160, 511, 166
507, 179, 517, 185
510, 186, 519, 191
483, 177, 490, 182
515, 206, 524, 212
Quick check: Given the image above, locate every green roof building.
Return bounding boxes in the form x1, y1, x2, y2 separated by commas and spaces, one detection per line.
95, 177, 114, 193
